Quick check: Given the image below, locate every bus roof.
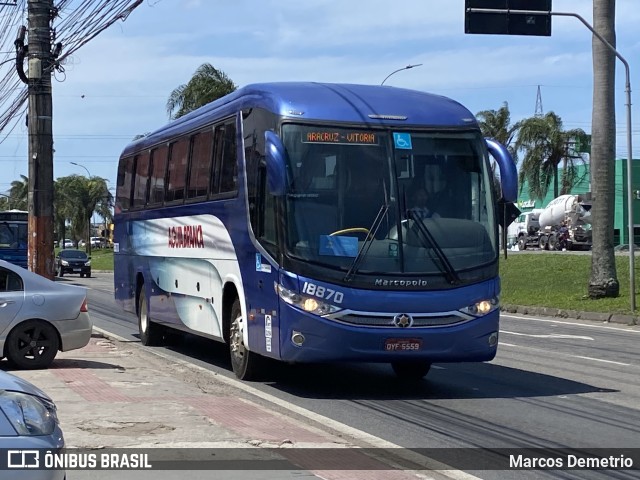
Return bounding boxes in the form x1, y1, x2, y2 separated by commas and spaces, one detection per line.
123, 82, 479, 156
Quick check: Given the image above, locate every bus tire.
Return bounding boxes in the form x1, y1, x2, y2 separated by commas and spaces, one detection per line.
138, 287, 163, 346
229, 298, 262, 380
391, 361, 431, 380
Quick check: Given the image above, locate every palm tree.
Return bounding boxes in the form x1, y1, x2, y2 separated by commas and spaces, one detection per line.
166, 63, 237, 120
54, 175, 111, 253
476, 102, 520, 194
588, 0, 618, 299
476, 102, 521, 158
8, 175, 29, 211
515, 112, 589, 201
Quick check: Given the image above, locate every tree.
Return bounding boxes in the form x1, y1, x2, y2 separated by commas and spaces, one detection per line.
476, 102, 520, 194
515, 112, 589, 201
476, 102, 521, 158
166, 63, 237, 120
8, 175, 29, 211
588, 0, 618, 299
53, 175, 112, 252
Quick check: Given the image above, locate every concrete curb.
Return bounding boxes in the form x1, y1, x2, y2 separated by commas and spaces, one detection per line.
501, 304, 637, 326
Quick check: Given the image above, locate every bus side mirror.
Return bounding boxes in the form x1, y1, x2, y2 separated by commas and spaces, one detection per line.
265, 131, 287, 196
485, 138, 517, 203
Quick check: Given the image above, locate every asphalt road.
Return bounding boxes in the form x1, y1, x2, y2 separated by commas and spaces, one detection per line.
60, 272, 640, 480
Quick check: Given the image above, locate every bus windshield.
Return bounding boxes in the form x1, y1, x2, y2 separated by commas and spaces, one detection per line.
281, 124, 496, 280
0, 211, 28, 267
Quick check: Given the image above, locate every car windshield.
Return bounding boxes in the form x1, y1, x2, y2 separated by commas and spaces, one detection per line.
281, 124, 496, 279
59, 250, 87, 259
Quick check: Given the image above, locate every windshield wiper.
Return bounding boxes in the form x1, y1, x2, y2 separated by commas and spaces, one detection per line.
407, 210, 460, 285
343, 203, 389, 282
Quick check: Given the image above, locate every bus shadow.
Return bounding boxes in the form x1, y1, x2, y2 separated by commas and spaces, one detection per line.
157, 333, 616, 401
264, 361, 618, 400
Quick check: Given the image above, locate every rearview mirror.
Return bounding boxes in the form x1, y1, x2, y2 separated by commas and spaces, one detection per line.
485, 138, 517, 203
264, 131, 287, 196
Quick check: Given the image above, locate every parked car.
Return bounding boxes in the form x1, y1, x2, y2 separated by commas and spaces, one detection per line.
0, 259, 92, 369
55, 249, 91, 278
63, 239, 74, 248
614, 243, 640, 252
90, 236, 105, 248
0, 369, 65, 479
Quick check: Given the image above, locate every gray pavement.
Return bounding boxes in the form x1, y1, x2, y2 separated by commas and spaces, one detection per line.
6, 326, 471, 480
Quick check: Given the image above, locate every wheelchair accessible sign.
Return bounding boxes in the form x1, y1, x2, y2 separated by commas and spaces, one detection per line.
393, 132, 412, 150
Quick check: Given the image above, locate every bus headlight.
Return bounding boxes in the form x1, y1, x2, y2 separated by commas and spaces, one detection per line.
276, 284, 342, 316
461, 297, 499, 316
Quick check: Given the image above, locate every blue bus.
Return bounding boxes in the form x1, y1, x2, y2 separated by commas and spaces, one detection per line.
114, 82, 517, 380
0, 210, 28, 268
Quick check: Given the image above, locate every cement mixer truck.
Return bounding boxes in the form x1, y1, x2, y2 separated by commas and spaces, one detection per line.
537, 194, 592, 250
511, 194, 592, 251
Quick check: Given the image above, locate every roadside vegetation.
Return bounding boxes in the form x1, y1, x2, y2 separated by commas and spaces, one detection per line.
500, 253, 638, 315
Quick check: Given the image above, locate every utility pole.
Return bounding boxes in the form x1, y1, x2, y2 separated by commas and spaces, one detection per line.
27, 0, 55, 278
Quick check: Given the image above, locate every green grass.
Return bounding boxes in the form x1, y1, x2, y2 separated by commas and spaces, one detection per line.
80, 248, 636, 315
500, 253, 638, 315
88, 248, 114, 271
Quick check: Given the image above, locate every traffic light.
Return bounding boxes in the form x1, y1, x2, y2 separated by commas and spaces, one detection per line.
465, 0, 552, 36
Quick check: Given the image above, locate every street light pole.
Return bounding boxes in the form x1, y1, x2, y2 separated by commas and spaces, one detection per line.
381, 64, 423, 86
70, 162, 92, 255
70, 161, 90, 178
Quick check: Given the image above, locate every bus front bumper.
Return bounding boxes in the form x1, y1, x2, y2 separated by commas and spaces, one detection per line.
277, 308, 500, 364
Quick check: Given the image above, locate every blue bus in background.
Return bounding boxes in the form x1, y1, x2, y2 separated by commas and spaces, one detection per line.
0, 210, 28, 268
114, 82, 517, 380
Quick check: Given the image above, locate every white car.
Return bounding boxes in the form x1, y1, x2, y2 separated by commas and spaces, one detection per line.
0, 259, 92, 369
0, 369, 65, 479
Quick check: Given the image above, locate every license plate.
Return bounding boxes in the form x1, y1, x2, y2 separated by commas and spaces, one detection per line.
73, 268, 81, 272
384, 338, 422, 351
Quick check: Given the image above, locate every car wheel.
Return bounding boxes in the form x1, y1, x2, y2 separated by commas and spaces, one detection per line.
5, 320, 60, 369
391, 361, 431, 380
229, 298, 264, 380
80, 273, 84, 278
138, 286, 163, 346
58, 266, 63, 277
86, 270, 91, 278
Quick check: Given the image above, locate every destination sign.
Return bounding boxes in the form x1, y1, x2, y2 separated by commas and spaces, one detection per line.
303, 131, 378, 145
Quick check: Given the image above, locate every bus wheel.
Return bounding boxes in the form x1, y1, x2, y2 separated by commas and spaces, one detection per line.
391, 362, 431, 380
138, 287, 163, 346
229, 298, 262, 380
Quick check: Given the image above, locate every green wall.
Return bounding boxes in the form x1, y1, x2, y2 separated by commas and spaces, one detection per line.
515, 159, 640, 245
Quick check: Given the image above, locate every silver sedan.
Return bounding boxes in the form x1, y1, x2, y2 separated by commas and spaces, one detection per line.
0, 369, 65, 479
0, 259, 92, 369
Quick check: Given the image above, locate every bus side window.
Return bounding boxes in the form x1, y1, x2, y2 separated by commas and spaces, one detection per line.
132, 151, 150, 208
148, 145, 168, 206
166, 138, 189, 203
219, 121, 238, 194
116, 156, 134, 212
187, 129, 214, 199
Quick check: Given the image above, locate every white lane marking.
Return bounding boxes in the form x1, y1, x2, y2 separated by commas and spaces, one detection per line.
498, 341, 631, 366
500, 330, 594, 341
93, 326, 480, 480
571, 356, 631, 366
502, 313, 640, 333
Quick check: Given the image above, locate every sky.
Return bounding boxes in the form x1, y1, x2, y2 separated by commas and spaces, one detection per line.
1, 0, 639, 195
